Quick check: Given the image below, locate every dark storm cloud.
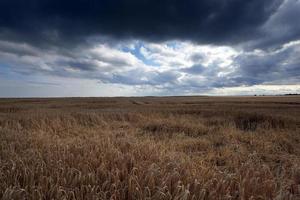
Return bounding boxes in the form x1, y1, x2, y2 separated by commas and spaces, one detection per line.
0, 0, 284, 47
190, 53, 205, 63
243, 0, 300, 50
232, 42, 300, 86
103, 70, 180, 86
0, 0, 299, 97
182, 64, 205, 74
0, 41, 39, 56
57, 61, 98, 71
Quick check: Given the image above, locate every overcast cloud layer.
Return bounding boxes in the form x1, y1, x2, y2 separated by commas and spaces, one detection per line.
0, 0, 299, 97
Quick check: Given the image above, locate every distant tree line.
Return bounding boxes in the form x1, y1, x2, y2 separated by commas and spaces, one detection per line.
254, 93, 299, 96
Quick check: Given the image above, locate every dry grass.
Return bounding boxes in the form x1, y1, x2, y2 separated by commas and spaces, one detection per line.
0, 96, 300, 199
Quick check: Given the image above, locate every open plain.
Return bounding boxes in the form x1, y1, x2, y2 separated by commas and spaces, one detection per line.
0, 96, 300, 199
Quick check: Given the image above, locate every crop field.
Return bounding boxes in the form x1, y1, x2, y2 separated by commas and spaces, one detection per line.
0, 96, 300, 199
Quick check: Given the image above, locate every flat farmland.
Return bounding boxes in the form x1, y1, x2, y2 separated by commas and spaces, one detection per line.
0, 96, 299, 199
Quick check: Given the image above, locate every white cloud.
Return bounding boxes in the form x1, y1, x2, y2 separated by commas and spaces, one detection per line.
141, 41, 238, 71
209, 84, 300, 96
0, 39, 299, 96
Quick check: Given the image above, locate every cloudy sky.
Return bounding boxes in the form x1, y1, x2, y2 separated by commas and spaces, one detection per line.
0, 0, 299, 97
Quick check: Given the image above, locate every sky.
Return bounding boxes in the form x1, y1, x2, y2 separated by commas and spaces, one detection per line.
0, 0, 299, 97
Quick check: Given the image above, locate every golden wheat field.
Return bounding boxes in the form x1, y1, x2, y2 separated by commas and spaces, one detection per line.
0, 96, 300, 200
